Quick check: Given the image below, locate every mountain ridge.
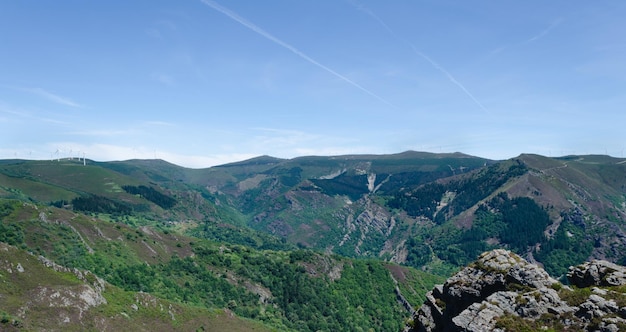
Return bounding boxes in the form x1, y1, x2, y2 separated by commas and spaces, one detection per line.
1, 151, 625, 330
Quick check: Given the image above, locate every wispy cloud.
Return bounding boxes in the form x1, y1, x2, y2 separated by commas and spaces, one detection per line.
199, 0, 394, 107
144, 120, 176, 127
525, 18, 563, 44
151, 73, 176, 86
410, 49, 489, 112
0, 103, 69, 125
23, 87, 82, 108
350, 0, 488, 113
247, 127, 367, 158
251, 127, 320, 148
146, 20, 178, 39
67, 129, 138, 137
491, 18, 564, 55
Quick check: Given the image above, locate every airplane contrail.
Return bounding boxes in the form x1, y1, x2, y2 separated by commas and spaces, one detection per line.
199, 0, 394, 107
525, 18, 563, 44
410, 48, 489, 112
350, 0, 488, 113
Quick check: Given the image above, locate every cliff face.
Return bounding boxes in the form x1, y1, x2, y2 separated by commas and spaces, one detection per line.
410, 249, 626, 332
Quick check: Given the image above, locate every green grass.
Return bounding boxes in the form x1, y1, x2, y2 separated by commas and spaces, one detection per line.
558, 286, 592, 306
495, 313, 565, 332
386, 263, 445, 306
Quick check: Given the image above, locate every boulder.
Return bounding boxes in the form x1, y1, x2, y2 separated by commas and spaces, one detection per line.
568, 260, 626, 288
409, 249, 626, 332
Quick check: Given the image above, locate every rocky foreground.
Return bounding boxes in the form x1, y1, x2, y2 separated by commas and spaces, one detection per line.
409, 249, 626, 332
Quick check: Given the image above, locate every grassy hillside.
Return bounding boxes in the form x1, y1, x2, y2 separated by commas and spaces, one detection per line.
0, 198, 437, 331
1, 152, 625, 329
0, 241, 273, 332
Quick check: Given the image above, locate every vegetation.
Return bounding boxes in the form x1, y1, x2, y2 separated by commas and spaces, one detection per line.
388, 183, 446, 219
122, 185, 177, 209
495, 312, 565, 332
0, 152, 624, 330
404, 193, 553, 271
71, 195, 132, 215
0, 198, 436, 331
488, 193, 551, 252
434, 161, 527, 224
535, 217, 593, 278
190, 221, 293, 251
311, 173, 369, 201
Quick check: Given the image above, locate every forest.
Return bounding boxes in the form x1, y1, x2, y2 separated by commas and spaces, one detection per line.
122, 185, 177, 209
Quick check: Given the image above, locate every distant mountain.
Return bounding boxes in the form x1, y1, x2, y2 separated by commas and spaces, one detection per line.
0, 155, 444, 331
1, 151, 625, 329
2, 152, 625, 275
163, 151, 624, 277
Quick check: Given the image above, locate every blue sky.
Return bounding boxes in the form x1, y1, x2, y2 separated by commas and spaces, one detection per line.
1, 1, 625, 168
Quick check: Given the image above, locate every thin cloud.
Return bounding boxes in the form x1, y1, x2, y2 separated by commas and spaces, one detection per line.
525, 18, 563, 44
350, 0, 488, 113
251, 127, 319, 147
411, 48, 489, 112
24, 87, 82, 108
144, 120, 176, 127
67, 129, 138, 137
491, 18, 564, 55
151, 73, 176, 86
0, 103, 69, 125
199, 0, 394, 107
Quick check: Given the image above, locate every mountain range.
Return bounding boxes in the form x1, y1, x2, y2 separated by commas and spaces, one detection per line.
1, 151, 625, 330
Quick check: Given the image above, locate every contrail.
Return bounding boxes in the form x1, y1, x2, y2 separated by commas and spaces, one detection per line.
525, 18, 563, 44
410, 48, 488, 112
18, 87, 82, 108
351, 0, 488, 113
199, 0, 394, 107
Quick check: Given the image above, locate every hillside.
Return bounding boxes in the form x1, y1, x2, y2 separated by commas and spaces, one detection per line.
1, 152, 625, 275
158, 151, 625, 277
0, 185, 440, 331
0, 241, 269, 332
1, 151, 625, 329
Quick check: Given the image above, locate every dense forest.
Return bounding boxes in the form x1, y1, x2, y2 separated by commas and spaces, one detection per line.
72, 195, 132, 215
122, 185, 177, 209
404, 193, 557, 274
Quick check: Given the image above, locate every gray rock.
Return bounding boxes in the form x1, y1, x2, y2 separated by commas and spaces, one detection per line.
409, 249, 626, 332
439, 250, 559, 318
576, 294, 619, 321
452, 297, 506, 331
568, 260, 626, 287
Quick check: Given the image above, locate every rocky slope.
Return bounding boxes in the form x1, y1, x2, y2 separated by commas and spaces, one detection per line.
0, 242, 271, 332
409, 249, 626, 331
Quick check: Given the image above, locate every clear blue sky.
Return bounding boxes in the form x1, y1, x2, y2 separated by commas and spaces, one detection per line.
2, 1, 625, 168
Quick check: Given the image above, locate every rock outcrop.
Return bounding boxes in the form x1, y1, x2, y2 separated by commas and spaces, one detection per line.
568, 259, 626, 288
409, 249, 626, 331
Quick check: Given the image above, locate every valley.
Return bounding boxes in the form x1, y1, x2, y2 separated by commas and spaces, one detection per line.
0, 151, 625, 330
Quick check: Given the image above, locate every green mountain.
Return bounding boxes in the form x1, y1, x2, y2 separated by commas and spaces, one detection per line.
1, 151, 625, 330
0, 156, 443, 331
